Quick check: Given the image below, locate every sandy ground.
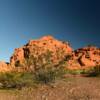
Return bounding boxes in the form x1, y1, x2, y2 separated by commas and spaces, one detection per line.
0, 76, 100, 100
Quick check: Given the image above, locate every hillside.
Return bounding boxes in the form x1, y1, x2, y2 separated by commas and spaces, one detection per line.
0, 36, 99, 72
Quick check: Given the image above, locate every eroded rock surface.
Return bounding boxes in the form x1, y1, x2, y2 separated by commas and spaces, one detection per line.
0, 62, 12, 72
10, 35, 72, 72
0, 36, 100, 72
67, 46, 100, 69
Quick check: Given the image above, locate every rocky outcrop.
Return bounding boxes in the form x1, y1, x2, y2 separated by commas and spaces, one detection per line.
10, 35, 73, 71
0, 62, 12, 72
67, 46, 100, 69
0, 36, 99, 72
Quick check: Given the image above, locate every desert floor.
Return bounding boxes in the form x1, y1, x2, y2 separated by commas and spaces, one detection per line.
0, 76, 100, 100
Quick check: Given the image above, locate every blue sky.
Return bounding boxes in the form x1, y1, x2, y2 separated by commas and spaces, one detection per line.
0, 0, 100, 62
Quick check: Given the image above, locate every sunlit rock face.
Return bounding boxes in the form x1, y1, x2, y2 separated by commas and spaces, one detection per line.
0, 36, 100, 72
10, 35, 73, 69
67, 46, 100, 69
10, 48, 24, 66
0, 61, 12, 72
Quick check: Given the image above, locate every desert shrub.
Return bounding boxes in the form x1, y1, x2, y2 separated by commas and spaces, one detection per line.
33, 66, 66, 84
19, 49, 71, 84
70, 65, 100, 77
85, 65, 100, 77
32, 50, 67, 84
61, 65, 100, 77
65, 69, 82, 75
63, 68, 93, 76
0, 72, 34, 89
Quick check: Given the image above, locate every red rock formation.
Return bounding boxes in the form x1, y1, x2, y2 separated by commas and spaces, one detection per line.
10, 35, 73, 68
10, 48, 24, 66
0, 62, 12, 72
67, 46, 100, 69
0, 36, 100, 72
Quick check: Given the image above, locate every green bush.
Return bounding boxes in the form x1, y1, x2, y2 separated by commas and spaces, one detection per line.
85, 65, 100, 77
65, 69, 83, 75
69, 65, 100, 77
0, 50, 72, 89
31, 50, 67, 84
0, 72, 34, 89
33, 66, 66, 84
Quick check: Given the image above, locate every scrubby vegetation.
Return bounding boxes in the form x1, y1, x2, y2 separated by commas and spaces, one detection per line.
84, 65, 100, 77
0, 49, 100, 89
65, 65, 100, 77
28, 50, 67, 84
0, 50, 69, 89
0, 72, 34, 89
34, 66, 66, 84
0, 66, 100, 89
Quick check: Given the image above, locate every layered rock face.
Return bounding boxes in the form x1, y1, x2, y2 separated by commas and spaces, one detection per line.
67, 46, 100, 69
